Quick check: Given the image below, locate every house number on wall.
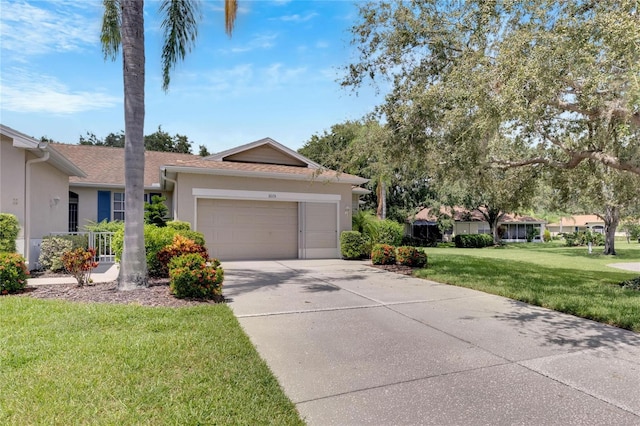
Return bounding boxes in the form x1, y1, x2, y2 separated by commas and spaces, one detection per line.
268, 194, 277, 199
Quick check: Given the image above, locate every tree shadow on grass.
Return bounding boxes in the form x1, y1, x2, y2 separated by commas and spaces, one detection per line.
419, 255, 640, 332
494, 299, 640, 352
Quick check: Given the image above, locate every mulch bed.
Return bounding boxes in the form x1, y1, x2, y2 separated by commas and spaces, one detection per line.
369, 263, 417, 275
18, 278, 221, 308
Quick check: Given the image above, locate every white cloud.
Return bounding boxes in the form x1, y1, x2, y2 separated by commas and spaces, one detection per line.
229, 33, 278, 53
277, 12, 318, 23
0, 69, 120, 114
0, 0, 101, 57
173, 62, 308, 99
316, 40, 329, 49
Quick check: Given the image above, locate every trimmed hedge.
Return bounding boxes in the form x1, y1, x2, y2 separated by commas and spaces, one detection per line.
396, 246, 427, 267
0, 213, 20, 253
168, 253, 223, 300
340, 231, 366, 259
453, 234, 494, 248
374, 219, 404, 246
371, 244, 396, 265
0, 252, 29, 294
113, 225, 207, 277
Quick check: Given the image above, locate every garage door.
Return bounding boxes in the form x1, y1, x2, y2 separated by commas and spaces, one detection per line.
197, 199, 298, 261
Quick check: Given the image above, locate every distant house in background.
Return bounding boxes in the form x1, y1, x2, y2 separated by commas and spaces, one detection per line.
545, 215, 632, 237
408, 206, 546, 243
0, 125, 86, 267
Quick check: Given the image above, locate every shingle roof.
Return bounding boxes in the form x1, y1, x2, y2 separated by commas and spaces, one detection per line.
412, 206, 543, 223
52, 143, 197, 187
52, 143, 367, 187
547, 215, 603, 227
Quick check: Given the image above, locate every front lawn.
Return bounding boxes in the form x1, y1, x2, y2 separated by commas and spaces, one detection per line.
0, 298, 303, 425
415, 242, 640, 332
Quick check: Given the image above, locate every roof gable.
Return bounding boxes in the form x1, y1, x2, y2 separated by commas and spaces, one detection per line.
207, 137, 321, 168
1, 124, 86, 177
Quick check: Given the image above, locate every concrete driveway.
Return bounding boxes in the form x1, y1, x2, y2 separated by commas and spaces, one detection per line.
224, 259, 640, 425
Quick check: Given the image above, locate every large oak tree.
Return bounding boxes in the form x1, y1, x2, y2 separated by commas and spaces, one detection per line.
343, 0, 639, 253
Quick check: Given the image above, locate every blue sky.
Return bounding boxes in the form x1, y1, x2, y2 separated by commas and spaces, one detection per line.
0, 0, 380, 152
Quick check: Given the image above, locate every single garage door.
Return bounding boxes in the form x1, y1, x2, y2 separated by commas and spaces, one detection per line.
197, 199, 298, 261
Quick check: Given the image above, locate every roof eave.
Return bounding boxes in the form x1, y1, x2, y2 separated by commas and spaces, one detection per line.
161, 165, 368, 185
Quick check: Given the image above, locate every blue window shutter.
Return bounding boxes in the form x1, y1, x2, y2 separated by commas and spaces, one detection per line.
97, 191, 111, 222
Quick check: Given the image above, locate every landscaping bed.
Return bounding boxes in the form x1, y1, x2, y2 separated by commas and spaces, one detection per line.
22, 278, 221, 307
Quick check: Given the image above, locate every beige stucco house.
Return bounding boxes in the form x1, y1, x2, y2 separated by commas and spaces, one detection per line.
52, 137, 368, 261
408, 206, 546, 242
546, 215, 631, 237
0, 125, 86, 267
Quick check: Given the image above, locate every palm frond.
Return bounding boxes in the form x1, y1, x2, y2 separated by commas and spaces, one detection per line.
101, 0, 121, 61
225, 0, 237, 37
160, 0, 201, 91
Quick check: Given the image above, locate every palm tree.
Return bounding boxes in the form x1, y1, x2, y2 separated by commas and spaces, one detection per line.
101, 0, 237, 290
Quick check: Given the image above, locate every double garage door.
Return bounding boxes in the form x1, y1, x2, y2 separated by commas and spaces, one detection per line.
197, 199, 337, 261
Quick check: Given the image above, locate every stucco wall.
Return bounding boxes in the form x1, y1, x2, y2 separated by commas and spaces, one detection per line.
174, 173, 354, 233
28, 152, 70, 238
0, 137, 26, 237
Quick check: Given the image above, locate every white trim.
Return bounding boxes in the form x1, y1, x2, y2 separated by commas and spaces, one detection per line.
192, 188, 341, 202
163, 165, 368, 185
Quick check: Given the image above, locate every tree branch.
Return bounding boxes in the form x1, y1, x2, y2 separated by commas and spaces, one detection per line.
492, 150, 640, 175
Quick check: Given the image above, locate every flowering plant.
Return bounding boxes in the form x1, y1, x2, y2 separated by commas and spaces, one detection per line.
0, 252, 29, 294
62, 248, 99, 287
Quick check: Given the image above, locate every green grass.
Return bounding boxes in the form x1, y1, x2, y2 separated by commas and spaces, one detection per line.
0, 298, 304, 425
416, 242, 640, 332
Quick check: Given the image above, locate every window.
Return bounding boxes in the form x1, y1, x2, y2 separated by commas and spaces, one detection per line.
144, 192, 162, 203
477, 222, 491, 234
69, 191, 78, 232
113, 192, 125, 221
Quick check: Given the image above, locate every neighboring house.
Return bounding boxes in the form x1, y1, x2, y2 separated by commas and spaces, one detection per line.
54, 137, 368, 261
0, 125, 86, 267
546, 215, 631, 237
408, 206, 546, 242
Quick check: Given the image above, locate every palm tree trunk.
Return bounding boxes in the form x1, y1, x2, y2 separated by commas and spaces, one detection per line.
118, 0, 148, 290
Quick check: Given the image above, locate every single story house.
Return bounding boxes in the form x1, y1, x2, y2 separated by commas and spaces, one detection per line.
546, 215, 631, 237
1, 125, 86, 267
408, 206, 546, 242
52, 137, 368, 261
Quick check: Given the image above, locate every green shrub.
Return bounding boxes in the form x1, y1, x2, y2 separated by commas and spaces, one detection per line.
396, 246, 427, 267
0, 252, 29, 294
373, 219, 404, 246
543, 229, 551, 243
371, 243, 396, 265
0, 213, 20, 253
168, 253, 224, 300
83, 220, 124, 233
62, 248, 98, 286
157, 234, 209, 277
166, 220, 191, 231
563, 231, 605, 247
113, 225, 207, 277
340, 231, 366, 259
453, 234, 494, 248
619, 276, 640, 291
39, 237, 74, 271
144, 195, 169, 227
401, 235, 438, 248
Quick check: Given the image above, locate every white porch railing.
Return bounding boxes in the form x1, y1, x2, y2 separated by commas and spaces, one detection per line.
50, 232, 116, 263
